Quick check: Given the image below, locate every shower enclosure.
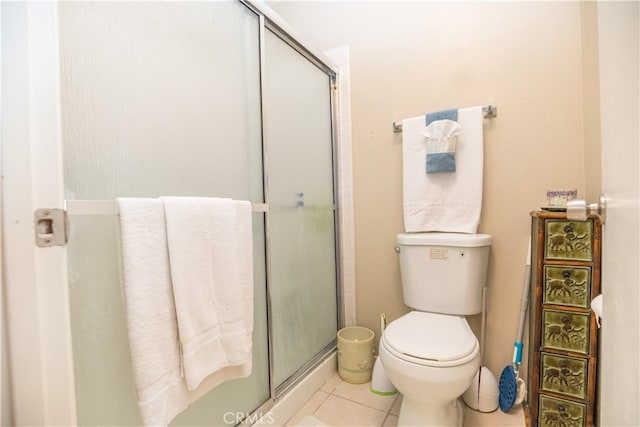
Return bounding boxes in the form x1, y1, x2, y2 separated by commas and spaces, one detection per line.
55, 1, 340, 425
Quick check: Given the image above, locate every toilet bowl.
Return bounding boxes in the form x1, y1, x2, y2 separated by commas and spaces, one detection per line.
379, 311, 480, 427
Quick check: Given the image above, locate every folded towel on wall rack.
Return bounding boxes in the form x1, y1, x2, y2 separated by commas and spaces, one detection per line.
402, 106, 484, 233
423, 119, 462, 173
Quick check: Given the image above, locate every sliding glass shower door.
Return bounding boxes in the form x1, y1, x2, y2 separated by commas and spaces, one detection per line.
59, 2, 268, 425
264, 30, 338, 391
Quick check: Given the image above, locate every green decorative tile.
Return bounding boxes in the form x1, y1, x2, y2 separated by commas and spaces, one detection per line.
543, 310, 590, 354
543, 266, 591, 308
541, 353, 588, 399
539, 395, 586, 427
545, 220, 593, 261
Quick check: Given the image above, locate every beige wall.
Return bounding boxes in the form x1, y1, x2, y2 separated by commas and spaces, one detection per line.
269, 1, 599, 379
580, 1, 602, 202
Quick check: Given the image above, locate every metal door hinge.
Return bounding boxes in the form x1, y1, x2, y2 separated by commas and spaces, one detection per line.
35, 208, 68, 247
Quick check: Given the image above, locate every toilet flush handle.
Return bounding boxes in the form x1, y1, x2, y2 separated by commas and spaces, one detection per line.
394, 246, 401, 254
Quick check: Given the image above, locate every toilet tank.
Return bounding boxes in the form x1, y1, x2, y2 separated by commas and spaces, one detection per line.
396, 233, 492, 315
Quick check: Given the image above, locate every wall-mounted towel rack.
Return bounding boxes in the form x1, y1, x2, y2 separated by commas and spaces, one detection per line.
64, 199, 269, 216
392, 105, 497, 133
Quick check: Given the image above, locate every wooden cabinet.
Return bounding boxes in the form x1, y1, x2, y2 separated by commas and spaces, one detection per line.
528, 212, 601, 427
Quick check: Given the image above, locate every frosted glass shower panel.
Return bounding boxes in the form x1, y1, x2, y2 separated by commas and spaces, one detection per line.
59, 2, 268, 425
264, 30, 339, 388
61, 1, 263, 201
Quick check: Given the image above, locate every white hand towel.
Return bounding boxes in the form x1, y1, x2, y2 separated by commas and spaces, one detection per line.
161, 197, 254, 391
423, 119, 462, 173
117, 198, 254, 426
402, 106, 484, 233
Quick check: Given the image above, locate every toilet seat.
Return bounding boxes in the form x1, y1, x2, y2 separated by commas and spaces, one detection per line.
382, 311, 479, 368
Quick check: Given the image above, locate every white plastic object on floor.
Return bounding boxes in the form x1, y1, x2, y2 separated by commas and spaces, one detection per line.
371, 356, 398, 396
371, 313, 398, 396
463, 366, 499, 412
463, 286, 499, 412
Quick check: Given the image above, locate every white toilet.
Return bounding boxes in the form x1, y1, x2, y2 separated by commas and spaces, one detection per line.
379, 232, 492, 427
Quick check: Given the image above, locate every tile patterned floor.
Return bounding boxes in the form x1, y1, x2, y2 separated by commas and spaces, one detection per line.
285, 373, 526, 427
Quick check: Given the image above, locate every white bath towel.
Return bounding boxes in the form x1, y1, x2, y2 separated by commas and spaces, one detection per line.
161, 197, 254, 391
117, 198, 189, 426
117, 197, 253, 427
402, 106, 484, 233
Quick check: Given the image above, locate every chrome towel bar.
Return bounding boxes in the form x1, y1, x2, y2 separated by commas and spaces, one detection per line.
64, 199, 268, 216
392, 105, 497, 133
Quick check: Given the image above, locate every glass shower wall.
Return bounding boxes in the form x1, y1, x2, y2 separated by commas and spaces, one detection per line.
59, 1, 340, 424
264, 30, 339, 390
59, 2, 268, 425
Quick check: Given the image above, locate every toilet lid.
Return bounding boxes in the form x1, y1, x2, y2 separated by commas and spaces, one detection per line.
383, 311, 478, 363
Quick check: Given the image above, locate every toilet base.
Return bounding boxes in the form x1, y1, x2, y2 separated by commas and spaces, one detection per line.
398, 397, 464, 427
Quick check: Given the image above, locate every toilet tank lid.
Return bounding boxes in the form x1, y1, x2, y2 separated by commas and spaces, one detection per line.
397, 232, 492, 247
